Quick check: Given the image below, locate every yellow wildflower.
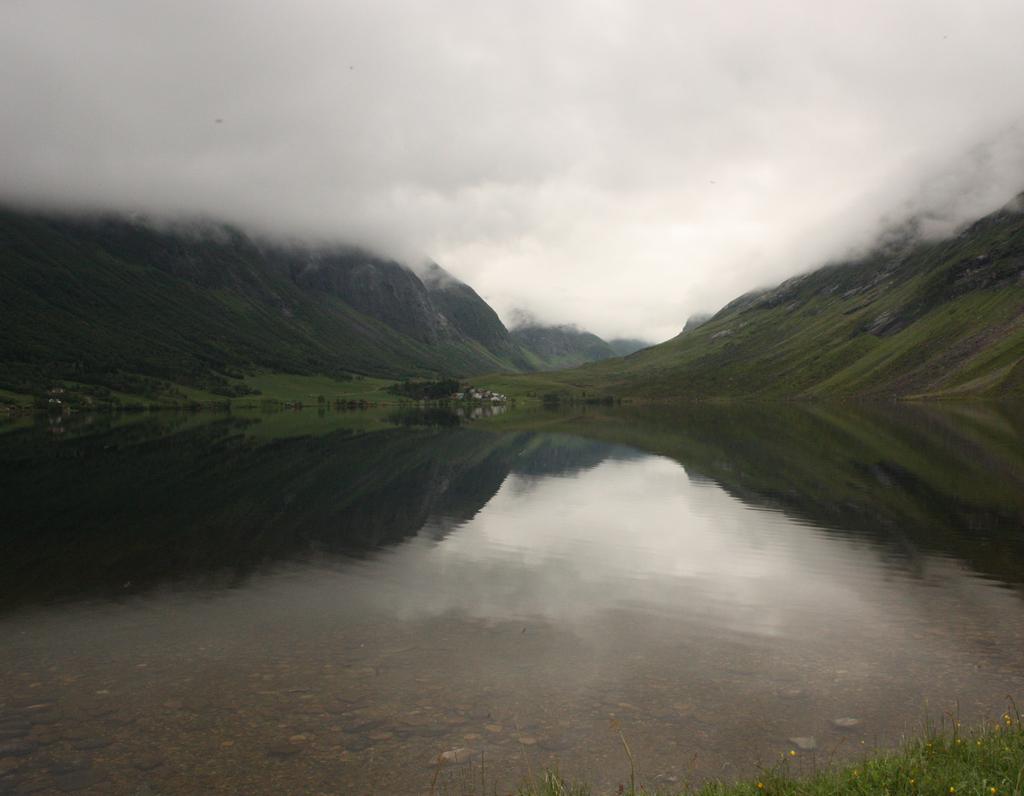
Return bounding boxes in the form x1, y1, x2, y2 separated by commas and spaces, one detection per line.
756, 783, 764, 790
788, 750, 796, 757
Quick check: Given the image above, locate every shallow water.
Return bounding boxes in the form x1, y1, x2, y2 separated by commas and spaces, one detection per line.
1, 403, 1023, 794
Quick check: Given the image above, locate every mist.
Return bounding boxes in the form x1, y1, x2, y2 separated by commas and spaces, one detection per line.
2, 0, 1024, 341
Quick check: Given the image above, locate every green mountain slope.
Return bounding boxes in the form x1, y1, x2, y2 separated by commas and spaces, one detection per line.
491, 192, 1024, 400
0, 209, 527, 398
607, 337, 653, 356
420, 263, 535, 370
510, 323, 619, 370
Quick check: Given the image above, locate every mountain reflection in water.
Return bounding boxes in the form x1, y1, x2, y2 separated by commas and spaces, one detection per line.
1, 403, 1022, 794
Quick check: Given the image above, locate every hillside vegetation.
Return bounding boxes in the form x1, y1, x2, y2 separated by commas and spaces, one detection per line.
510, 323, 620, 369
487, 193, 1024, 400
0, 209, 636, 406
0, 209, 538, 396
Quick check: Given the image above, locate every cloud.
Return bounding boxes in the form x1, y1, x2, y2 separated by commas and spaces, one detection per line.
2, 0, 1024, 340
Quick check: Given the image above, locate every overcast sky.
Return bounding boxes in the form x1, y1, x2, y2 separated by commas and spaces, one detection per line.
3, 1, 1024, 341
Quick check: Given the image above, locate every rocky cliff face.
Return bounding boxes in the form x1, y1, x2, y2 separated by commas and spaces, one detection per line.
420, 262, 533, 368
285, 251, 447, 344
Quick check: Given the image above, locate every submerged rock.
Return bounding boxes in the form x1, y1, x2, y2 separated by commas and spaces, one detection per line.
788, 736, 817, 751
831, 717, 861, 729
434, 747, 475, 766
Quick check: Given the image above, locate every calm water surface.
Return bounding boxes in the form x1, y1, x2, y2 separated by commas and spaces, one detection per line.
1, 404, 1023, 795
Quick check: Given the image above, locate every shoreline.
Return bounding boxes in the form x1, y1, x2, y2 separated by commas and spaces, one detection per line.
516, 711, 1024, 796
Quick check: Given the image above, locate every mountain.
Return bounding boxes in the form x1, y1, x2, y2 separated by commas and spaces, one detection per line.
0, 208, 533, 399
681, 313, 711, 334
489, 191, 1024, 399
510, 323, 618, 370
419, 263, 534, 370
607, 338, 653, 356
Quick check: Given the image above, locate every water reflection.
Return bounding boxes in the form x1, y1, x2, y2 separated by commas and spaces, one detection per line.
1, 403, 1022, 794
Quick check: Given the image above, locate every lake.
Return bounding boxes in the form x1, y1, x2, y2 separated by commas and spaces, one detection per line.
1, 403, 1023, 795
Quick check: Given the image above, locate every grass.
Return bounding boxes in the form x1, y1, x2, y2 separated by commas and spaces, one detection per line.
471, 372, 611, 404
0, 386, 33, 407
8, 367, 535, 414
232, 372, 396, 405
3, 371, 401, 413
513, 709, 1024, 796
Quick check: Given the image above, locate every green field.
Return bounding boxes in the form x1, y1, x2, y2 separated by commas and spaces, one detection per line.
233, 372, 395, 405
0, 371, 403, 413
0, 387, 32, 407
467, 372, 601, 404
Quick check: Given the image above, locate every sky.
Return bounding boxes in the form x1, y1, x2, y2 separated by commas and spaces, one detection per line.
2, 1, 1024, 342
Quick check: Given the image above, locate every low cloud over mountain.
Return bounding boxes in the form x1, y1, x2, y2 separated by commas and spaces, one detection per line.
3, 1, 1024, 340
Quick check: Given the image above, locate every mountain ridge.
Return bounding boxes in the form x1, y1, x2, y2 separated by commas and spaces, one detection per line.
484, 191, 1024, 400
0, 209, 523, 398
0, 208, 633, 403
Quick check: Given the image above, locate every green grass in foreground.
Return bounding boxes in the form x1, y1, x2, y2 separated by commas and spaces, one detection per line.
517, 711, 1024, 796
